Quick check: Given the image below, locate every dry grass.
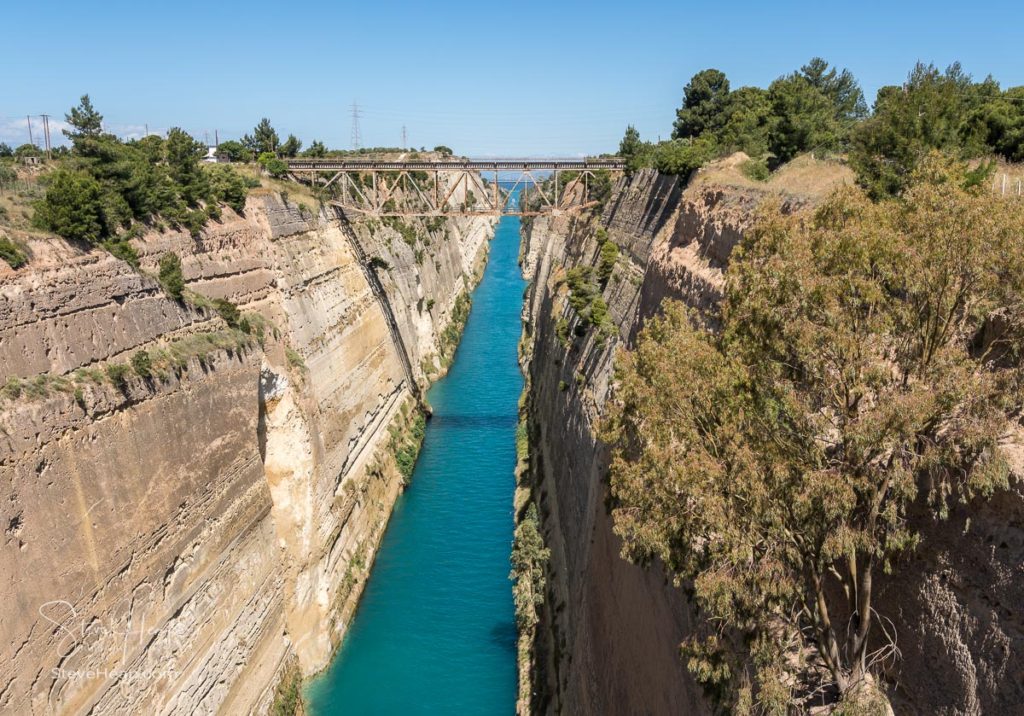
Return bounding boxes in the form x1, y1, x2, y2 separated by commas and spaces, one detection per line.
692, 152, 854, 199
230, 162, 322, 209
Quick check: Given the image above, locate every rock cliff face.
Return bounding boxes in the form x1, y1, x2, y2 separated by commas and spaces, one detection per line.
519, 161, 1024, 714
0, 190, 492, 714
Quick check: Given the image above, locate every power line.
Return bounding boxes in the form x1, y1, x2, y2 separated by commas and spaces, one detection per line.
351, 101, 362, 150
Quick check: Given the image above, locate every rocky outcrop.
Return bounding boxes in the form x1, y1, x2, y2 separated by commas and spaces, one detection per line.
519, 159, 1024, 715
0, 191, 492, 714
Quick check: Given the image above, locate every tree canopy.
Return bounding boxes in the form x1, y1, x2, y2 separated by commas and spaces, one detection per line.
851, 62, 1024, 197
34, 97, 256, 247
627, 58, 1022, 190
604, 154, 1024, 712
243, 118, 280, 156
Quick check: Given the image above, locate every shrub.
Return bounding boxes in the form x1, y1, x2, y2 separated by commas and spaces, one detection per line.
131, 350, 152, 378
604, 156, 1024, 710
597, 238, 619, 284
368, 256, 391, 271
740, 157, 770, 181
214, 298, 241, 328
158, 252, 185, 300
0, 236, 28, 269
102, 237, 139, 268
33, 169, 104, 243
105, 363, 131, 391
285, 346, 306, 371
510, 504, 550, 630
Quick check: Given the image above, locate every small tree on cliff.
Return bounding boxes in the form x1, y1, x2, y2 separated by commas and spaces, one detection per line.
243, 118, 279, 156
603, 153, 1024, 711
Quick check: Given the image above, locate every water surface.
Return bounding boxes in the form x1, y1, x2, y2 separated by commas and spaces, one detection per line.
306, 213, 524, 714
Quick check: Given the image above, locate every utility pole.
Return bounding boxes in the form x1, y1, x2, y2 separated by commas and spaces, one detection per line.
145, 123, 149, 137
26, 115, 34, 147
351, 101, 362, 151
214, 129, 219, 147
402, 125, 407, 150
41, 114, 52, 159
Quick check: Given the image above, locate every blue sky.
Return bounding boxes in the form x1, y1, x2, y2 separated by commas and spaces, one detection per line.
2, 0, 1022, 156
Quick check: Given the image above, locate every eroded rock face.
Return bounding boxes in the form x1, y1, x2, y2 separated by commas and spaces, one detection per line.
0, 192, 493, 714
520, 165, 1024, 715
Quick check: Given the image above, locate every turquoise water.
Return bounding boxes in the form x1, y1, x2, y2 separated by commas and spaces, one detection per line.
306, 213, 524, 714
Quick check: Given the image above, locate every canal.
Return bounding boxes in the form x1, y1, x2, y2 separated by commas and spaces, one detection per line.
305, 212, 524, 713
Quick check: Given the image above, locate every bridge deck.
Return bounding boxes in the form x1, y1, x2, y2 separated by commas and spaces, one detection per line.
287, 158, 625, 171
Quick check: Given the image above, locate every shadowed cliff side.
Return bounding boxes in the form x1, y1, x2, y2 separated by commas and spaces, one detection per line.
518, 156, 1024, 714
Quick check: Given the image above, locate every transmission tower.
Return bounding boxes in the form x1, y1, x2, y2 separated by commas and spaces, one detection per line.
402, 125, 407, 149
351, 101, 362, 150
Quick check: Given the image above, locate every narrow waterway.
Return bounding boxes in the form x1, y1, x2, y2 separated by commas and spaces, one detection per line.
306, 213, 524, 714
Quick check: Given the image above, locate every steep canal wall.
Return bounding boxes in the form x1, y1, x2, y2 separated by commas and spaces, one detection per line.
517, 157, 1024, 714
0, 182, 492, 714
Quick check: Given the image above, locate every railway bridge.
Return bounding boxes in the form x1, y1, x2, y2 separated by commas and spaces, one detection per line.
285, 158, 626, 217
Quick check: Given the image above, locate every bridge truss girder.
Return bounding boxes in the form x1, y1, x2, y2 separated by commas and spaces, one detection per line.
288, 167, 613, 217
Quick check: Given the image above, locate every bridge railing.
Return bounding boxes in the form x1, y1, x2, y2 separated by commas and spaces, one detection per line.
285, 158, 626, 171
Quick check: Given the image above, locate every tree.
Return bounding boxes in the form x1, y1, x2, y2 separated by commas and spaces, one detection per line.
800, 57, 868, 123
0, 143, 12, 157
216, 140, 249, 162
716, 86, 772, 156
604, 154, 1024, 711
673, 69, 731, 140
63, 94, 104, 140
850, 62, 986, 197
767, 74, 841, 165
243, 118, 279, 155
279, 134, 302, 158
0, 164, 16, 193
303, 139, 327, 157
165, 128, 207, 204
14, 143, 41, 158
158, 252, 185, 300
433, 145, 453, 157
33, 170, 105, 243
510, 504, 550, 631
653, 135, 717, 176
618, 125, 649, 173
207, 164, 250, 213
258, 152, 288, 178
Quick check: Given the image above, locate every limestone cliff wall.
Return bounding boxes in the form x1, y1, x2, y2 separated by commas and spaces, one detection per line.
0, 191, 492, 715
519, 163, 1024, 714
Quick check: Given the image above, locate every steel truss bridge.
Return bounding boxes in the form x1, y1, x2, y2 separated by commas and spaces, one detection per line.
285, 158, 626, 217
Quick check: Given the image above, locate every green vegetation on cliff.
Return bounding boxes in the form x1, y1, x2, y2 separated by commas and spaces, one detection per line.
510, 503, 549, 632
603, 155, 1024, 712
28, 96, 257, 246
621, 58, 1024, 197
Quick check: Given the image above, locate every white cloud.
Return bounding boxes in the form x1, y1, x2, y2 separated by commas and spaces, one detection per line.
0, 116, 72, 147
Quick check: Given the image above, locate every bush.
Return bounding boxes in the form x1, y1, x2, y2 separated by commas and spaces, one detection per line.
158, 252, 185, 300
31, 97, 254, 246
131, 350, 152, 378
0, 236, 28, 269
285, 346, 306, 370
597, 238, 619, 284
740, 157, 770, 181
102, 237, 140, 268
214, 298, 241, 328
510, 504, 550, 630
33, 169, 104, 243
258, 152, 288, 178
105, 363, 131, 391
